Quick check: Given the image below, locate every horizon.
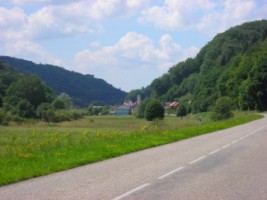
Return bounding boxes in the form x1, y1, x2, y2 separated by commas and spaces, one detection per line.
0, 0, 266, 92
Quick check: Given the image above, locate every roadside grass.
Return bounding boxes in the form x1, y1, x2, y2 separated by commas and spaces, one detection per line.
0, 111, 263, 185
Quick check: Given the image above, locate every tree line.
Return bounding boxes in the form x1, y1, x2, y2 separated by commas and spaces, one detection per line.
0, 63, 84, 125
0, 56, 127, 107
126, 20, 267, 113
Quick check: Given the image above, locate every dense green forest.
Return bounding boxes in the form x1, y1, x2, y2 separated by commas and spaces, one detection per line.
0, 56, 127, 106
0, 63, 52, 122
0, 63, 90, 124
127, 20, 267, 112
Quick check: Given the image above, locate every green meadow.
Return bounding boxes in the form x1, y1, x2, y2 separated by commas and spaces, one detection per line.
0, 112, 262, 185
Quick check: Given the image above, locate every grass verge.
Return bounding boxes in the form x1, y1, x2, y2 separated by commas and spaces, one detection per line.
0, 111, 263, 185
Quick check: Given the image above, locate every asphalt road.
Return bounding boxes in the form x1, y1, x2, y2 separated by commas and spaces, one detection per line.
1, 115, 267, 200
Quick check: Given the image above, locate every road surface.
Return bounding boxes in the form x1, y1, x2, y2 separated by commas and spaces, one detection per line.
1, 115, 267, 200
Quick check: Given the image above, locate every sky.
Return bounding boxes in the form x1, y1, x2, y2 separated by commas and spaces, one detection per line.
0, 0, 266, 92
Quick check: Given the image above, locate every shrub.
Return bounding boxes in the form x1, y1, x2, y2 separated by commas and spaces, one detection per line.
211, 96, 234, 121
136, 98, 151, 118
176, 103, 187, 119
145, 99, 165, 121
0, 109, 5, 125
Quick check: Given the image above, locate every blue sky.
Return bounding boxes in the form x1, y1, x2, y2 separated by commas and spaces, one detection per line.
0, 0, 266, 91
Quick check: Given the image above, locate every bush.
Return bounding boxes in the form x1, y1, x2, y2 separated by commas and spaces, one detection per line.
16, 99, 35, 118
211, 96, 234, 121
176, 103, 187, 119
136, 98, 151, 118
0, 109, 5, 125
145, 99, 164, 121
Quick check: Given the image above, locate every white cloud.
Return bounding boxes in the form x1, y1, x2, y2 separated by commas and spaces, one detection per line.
138, 0, 215, 30
9, 0, 82, 5
73, 32, 199, 91
0, 7, 27, 40
197, 0, 257, 35
139, 0, 265, 37
3, 40, 64, 66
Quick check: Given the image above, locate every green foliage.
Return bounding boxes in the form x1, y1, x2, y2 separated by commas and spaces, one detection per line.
0, 112, 262, 185
88, 105, 110, 116
0, 56, 127, 106
127, 20, 267, 112
52, 98, 65, 109
16, 99, 35, 118
211, 96, 234, 121
0, 62, 56, 121
37, 103, 55, 123
176, 103, 187, 118
0, 109, 5, 125
145, 99, 165, 121
136, 98, 151, 118
7, 75, 52, 109
53, 93, 72, 109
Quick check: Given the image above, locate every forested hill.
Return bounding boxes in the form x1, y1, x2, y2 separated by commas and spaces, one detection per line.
127, 20, 267, 112
0, 56, 127, 106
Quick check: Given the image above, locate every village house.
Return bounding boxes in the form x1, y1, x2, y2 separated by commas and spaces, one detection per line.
115, 95, 141, 116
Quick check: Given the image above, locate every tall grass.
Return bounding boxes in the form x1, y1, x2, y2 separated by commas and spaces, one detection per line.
0, 111, 262, 185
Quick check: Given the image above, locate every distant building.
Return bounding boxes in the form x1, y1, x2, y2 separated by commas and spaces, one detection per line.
116, 105, 132, 115
115, 95, 141, 116
169, 101, 180, 108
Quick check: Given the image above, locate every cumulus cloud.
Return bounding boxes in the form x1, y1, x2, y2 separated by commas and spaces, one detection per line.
0, 7, 27, 40
198, 0, 261, 36
3, 40, 64, 66
138, 0, 215, 30
139, 0, 266, 36
73, 32, 199, 90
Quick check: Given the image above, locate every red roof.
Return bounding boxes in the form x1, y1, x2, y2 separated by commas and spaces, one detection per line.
169, 101, 179, 108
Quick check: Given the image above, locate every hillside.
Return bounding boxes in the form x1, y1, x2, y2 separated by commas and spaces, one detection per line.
127, 20, 267, 112
0, 62, 57, 119
0, 56, 127, 106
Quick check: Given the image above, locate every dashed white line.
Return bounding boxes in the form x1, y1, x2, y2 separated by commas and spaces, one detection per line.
113, 124, 267, 200
231, 140, 239, 144
209, 148, 221, 155
189, 155, 206, 164
112, 183, 150, 200
222, 144, 231, 149
157, 166, 184, 180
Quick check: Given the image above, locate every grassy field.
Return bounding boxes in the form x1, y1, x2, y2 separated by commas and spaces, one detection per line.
0, 111, 263, 185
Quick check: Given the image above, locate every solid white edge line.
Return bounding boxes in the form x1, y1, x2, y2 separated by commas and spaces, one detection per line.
209, 148, 221, 155
112, 183, 150, 200
189, 155, 206, 164
157, 166, 184, 180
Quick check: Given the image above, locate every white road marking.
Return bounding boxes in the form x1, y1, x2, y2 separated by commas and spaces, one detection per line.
157, 166, 184, 180
231, 140, 239, 144
209, 149, 221, 155
112, 183, 150, 200
113, 124, 267, 200
222, 144, 231, 149
189, 155, 206, 165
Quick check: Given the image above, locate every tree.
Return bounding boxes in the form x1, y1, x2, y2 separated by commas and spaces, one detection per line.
211, 96, 233, 121
52, 98, 65, 109
37, 103, 55, 124
136, 98, 151, 118
16, 99, 35, 118
176, 103, 187, 119
56, 93, 73, 109
7, 75, 51, 108
145, 99, 164, 121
